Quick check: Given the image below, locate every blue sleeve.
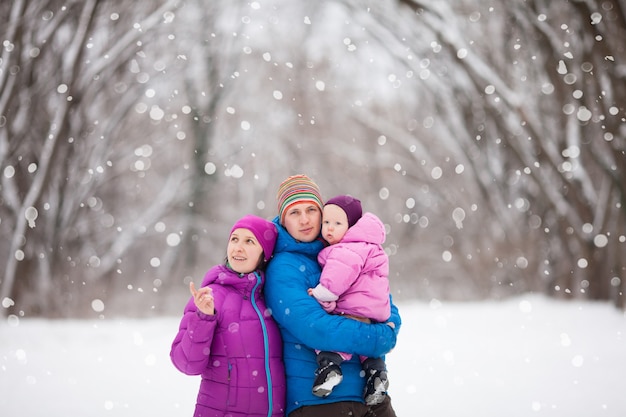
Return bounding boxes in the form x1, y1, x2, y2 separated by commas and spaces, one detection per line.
388, 294, 401, 335
265, 256, 400, 358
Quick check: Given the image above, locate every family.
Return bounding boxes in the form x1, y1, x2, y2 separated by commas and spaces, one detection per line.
170, 174, 402, 417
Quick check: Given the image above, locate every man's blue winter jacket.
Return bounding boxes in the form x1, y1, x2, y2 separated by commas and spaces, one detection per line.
264, 216, 401, 415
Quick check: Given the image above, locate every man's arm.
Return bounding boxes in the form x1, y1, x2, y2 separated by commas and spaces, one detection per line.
266, 258, 399, 358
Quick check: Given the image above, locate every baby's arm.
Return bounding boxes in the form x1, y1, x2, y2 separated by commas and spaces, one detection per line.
307, 285, 337, 312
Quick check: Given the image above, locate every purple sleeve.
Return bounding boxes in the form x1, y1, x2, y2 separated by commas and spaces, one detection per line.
170, 297, 218, 375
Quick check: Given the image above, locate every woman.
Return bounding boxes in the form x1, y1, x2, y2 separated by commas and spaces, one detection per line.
170, 214, 285, 417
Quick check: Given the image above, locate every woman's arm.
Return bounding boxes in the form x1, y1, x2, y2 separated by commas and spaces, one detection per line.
170, 293, 218, 375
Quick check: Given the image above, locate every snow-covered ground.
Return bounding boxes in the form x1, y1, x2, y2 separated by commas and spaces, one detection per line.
1, 295, 625, 417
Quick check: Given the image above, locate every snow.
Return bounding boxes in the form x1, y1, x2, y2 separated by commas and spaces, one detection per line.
1, 295, 625, 417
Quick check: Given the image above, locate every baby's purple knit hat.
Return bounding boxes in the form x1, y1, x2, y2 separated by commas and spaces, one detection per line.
325, 195, 363, 228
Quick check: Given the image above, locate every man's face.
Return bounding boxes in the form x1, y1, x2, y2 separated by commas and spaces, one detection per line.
282, 202, 322, 242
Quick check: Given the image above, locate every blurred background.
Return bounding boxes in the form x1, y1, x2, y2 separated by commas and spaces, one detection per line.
1, 0, 624, 318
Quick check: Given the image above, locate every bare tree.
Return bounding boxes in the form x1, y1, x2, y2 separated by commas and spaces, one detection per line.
2, 0, 624, 316
0, 0, 186, 316
349, 0, 626, 305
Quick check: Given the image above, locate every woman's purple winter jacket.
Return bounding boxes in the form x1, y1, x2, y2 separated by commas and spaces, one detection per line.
170, 264, 285, 417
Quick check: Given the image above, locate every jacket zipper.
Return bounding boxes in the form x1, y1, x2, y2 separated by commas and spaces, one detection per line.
251, 271, 273, 417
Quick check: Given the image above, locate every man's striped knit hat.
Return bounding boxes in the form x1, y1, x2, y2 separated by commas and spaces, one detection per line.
276, 174, 323, 225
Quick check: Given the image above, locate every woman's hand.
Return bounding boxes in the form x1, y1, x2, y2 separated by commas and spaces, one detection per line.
190, 282, 215, 315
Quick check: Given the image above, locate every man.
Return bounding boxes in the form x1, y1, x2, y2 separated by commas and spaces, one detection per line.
265, 174, 401, 417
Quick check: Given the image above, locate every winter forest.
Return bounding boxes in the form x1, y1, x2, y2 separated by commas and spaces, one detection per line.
1, 0, 625, 318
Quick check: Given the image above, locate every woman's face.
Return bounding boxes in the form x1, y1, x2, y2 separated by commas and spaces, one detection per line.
282, 202, 322, 242
227, 228, 264, 273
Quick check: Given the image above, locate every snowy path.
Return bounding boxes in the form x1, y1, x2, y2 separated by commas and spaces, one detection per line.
1, 295, 625, 417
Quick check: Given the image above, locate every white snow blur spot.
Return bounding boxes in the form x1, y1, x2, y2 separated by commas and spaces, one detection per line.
225, 164, 244, 178
166, 233, 181, 247
571, 355, 584, 367
150, 257, 160, 267
576, 106, 592, 122
2, 297, 15, 308
431, 166, 442, 180
91, 299, 105, 313
378, 187, 390, 200
590, 12, 602, 24
149, 105, 165, 121
593, 234, 608, 248
516, 257, 529, 269
16, 349, 27, 363
24, 206, 38, 228
441, 349, 455, 364
452, 207, 465, 229
3, 165, 15, 178
88, 255, 101, 268
273, 90, 283, 100
519, 299, 532, 313
240, 120, 251, 130
577, 258, 588, 269
144, 354, 156, 366
133, 332, 144, 346
163, 11, 175, 23
135, 144, 153, 157
204, 162, 216, 175
541, 83, 555, 95
562, 146, 580, 158
7, 314, 19, 327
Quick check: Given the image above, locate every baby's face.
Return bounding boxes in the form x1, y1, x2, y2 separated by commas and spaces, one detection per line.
321, 204, 349, 245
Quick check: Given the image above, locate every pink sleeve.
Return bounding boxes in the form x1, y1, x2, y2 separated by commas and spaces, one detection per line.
318, 246, 363, 299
